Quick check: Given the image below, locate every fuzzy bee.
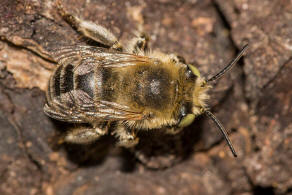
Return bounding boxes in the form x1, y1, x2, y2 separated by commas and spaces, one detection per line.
44, 0, 248, 157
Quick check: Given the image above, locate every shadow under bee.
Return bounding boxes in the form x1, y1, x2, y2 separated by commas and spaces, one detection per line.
132, 117, 206, 169
47, 120, 137, 171
48, 120, 112, 166
48, 118, 205, 170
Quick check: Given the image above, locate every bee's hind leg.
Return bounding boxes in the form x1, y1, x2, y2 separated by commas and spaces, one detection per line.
64, 123, 109, 144
56, 0, 123, 51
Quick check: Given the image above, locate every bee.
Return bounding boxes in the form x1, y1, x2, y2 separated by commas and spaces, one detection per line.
44, 0, 248, 157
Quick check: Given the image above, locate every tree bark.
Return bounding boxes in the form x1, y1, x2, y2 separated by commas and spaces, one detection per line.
0, 0, 291, 194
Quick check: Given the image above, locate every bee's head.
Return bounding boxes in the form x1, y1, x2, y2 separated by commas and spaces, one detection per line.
176, 44, 248, 157
177, 63, 210, 128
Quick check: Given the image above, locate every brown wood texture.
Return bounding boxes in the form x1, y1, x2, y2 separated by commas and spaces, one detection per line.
0, 0, 291, 194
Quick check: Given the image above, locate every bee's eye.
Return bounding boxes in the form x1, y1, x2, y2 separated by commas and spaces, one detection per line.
177, 106, 195, 127
186, 64, 200, 79
186, 67, 193, 79
180, 106, 187, 118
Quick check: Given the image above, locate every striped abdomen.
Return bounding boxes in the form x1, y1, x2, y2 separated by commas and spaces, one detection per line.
47, 63, 95, 108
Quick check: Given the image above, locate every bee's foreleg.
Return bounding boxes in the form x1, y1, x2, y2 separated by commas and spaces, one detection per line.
127, 32, 149, 54
113, 124, 139, 148
56, 0, 123, 50
64, 126, 107, 144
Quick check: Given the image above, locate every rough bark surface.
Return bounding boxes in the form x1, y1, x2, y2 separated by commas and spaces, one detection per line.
0, 0, 291, 194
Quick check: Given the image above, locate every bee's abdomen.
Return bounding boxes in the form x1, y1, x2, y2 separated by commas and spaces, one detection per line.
51, 64, 62, 98
48, 63, 95, 106
75, 70, 94, 98
61, 64, 74, 93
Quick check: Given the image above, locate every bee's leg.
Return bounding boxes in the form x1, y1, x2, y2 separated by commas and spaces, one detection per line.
64, 123, 108, 144
127, 32, 149, 54
113, 124, 139, 148
168, 54, 186, 64
56, 0, 123, 51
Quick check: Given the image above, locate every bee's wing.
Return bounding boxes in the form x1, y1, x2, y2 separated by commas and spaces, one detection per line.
44, 90, 144, 123
53, 45, 152, 69
75, 96, 144, 121
49, 45, 148, 122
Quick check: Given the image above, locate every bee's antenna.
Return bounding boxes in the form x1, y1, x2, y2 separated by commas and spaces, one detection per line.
205, 110, 238, 157
207, 44, 248, 83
